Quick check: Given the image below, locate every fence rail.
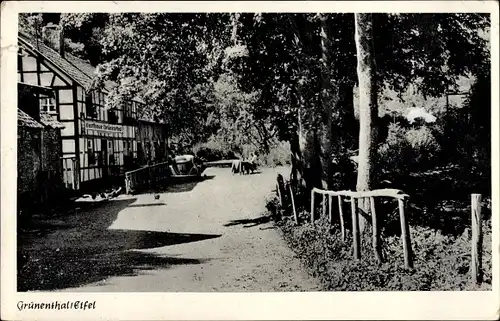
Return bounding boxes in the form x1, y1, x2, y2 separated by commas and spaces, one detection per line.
124, 161, 171, 194
281, 176, 486, 284
310, 187, 413, 269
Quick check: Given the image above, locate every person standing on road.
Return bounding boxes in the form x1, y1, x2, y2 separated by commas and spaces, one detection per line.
249, 152, 258, 172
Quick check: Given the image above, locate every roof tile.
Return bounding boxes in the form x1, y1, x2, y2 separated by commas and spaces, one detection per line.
18, 109, 44, 129
39, 112, 66, 129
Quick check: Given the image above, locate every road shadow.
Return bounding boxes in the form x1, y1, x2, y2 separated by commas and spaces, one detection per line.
223, 215, 272, 228
18, 198, 220, 291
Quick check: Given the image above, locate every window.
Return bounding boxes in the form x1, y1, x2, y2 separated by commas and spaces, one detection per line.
124, 141, 132, 156
108, 108, 118, 124
40, 95, 56, 113
87, 139, 96, 165
124, 102, 133, 118
85, 93, 97, 118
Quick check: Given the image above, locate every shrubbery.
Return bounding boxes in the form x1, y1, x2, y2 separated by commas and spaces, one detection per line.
276, 214, 492, 291
192, 137, 238, 162
378, 122, 441, 174
270, 167, 492, 291
192, 137, 291, 167
259, 141, 291, 167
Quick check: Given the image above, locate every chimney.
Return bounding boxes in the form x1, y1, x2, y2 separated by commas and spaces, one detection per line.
59, 25, 65, 58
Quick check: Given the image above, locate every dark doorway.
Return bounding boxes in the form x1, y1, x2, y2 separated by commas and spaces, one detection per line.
101, 139, 108, 179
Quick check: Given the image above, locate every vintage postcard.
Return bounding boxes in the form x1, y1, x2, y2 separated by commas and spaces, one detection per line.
1, 1, 499, 320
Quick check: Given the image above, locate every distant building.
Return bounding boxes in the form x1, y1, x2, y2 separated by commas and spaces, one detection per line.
18, 30, 168, 192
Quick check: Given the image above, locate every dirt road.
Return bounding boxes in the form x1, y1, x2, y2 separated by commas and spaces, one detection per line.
18, 166, 320, 292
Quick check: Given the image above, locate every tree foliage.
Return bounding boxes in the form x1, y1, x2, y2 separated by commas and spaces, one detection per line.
372, 13, 490, 96
92, 13, 232, 145
212, 73, 278, 152
60, 13, 110, 65
19, 12, 491, 196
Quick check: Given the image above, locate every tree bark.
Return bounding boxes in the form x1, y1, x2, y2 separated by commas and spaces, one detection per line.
319, 14, 336, 190
289, 15, 323, 193
354, 13, 379, 232
289, 131, 305, 187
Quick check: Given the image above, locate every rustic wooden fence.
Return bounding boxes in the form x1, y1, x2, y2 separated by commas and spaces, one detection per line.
309, 187, 413, 269
281, 177, 488, 284
124, 161, 171, 194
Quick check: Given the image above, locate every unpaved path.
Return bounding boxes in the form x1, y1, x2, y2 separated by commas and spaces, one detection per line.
19, 166, 320, 292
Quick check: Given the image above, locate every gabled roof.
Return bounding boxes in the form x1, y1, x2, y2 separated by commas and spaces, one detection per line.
40, 112, 65, 129
18, 32, 145, 104
18, 109, 43, 129
19, 33, 92, 90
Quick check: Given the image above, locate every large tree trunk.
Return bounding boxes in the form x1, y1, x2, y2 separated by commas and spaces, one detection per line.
289, 15, 323, 196
289, 92, 322, 211
354, 13, 379, 231
297, 95, 323, 191
319, 14, 336, 190
289, 88, 306, 189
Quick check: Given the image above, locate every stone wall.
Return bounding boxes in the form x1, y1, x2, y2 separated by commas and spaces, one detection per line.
18, 127, 65, 213
17, 127, 42, 211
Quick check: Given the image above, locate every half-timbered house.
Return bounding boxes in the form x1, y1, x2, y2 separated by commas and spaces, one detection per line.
17, 31, 167, 192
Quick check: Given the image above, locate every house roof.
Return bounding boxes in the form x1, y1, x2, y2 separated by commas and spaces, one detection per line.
18, 109, 44, 129
39, 112, 66, 129
18, 82, 55, 97
18, 32, 145, 105
19, 33, 93, 90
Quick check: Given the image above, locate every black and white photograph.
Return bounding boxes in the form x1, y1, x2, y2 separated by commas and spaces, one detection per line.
1, 1, 499, 320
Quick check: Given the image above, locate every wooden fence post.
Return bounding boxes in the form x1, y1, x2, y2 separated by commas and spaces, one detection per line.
471, 193, 483, 284
125, 173, 130, 194
289, 185, 298, 225
148, 165, 153, 190
370, 197, 382, 263
338, 196, 345, 241
351, 197, 360, 260
310, 189, 315, 223
328, 195, 333, 223
322, 194, 327, 218
277, 174, 286, 209
276, 183, 283, 207
398, 198, 413, 269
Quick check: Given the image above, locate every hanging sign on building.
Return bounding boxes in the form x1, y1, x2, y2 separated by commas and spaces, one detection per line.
83, 120, 123, 134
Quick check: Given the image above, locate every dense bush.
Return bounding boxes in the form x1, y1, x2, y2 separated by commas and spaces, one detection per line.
378, 122, 441, 174
378, 123, 412, 174
192, 137, 291, 167
405, 125, 441, 169
259, 141, 291, 167
277, 214, 492, 291
194, 146, 237, 162
192, 138, 238, 162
